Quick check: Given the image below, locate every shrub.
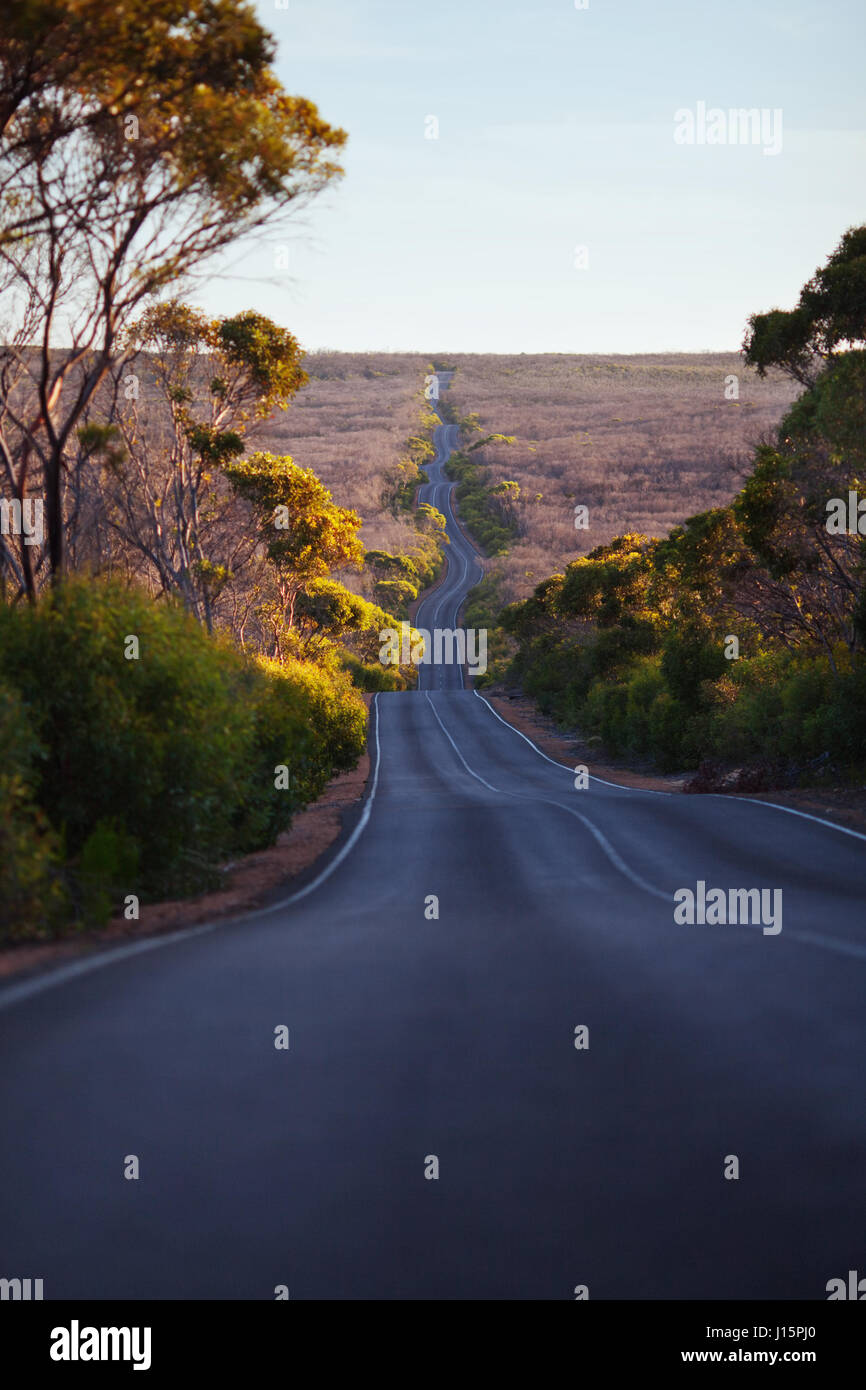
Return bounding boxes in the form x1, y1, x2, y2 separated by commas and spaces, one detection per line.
647, 690, 690, 770
0, 580, 367, 920
583, 680, 628, 755
340, 651, 410, 692
0, 682, 66, 942
623, 657, 665, 753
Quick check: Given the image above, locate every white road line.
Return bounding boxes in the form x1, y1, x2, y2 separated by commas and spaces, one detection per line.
424, 692, 501, 792
416, 414, 480, 692
425, 693, 669, 899
473, 690, 672, 794
0, 696, 386, 1012
712, 794, 866, 844
474, 690, 866, 841
469, 692, 866, 958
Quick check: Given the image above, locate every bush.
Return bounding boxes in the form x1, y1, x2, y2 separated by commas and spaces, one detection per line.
445, 450, 519, 556
647, 690, 690, 770
661, 625, 728, 707
819, 660, 866, 765
0, 580, 368, 923
583, 680, 629, 755
78, 819, 140, 929
372, 577, 418, 617
340, 651, 411, 691
623, 657, 665, 753
0, 682, 66, 942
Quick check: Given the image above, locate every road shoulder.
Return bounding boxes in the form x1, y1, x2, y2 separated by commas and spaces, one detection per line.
0, 712, 374, 985
485, 689, 866, 833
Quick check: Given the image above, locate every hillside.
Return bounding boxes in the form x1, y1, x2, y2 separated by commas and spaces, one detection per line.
260, 351, 431, 580
439, 353, 799, 606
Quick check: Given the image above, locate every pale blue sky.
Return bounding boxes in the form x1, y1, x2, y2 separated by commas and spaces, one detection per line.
199, 0, 866, 352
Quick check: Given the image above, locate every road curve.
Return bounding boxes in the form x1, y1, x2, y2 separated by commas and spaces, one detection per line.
413, 381, 484, 691
0, 390, 865, 1301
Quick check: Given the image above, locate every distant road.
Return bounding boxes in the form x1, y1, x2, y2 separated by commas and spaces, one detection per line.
1, 384, 864, 1299
414, 381, 483, 690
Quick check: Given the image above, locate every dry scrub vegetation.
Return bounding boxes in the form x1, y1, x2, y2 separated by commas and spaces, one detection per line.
442, 353, 799, 605
260, 351, 430, 594
256, 351, 798, 616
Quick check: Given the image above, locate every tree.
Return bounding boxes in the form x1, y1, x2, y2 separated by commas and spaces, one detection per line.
372, 578, 417, 616
414, 502, 448, 539
92, 301, 307, 628
364, 550, 419, 585
488, 478, 521, 530
467, 432, 516, 453
0, 0, 345, 596
223, 452, 364, 659
294, 578, 408, 666
743, 224, 866, 386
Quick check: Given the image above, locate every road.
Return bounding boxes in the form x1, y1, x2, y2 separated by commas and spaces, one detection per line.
1, 388, 865, 1300
413, 374, 483, 691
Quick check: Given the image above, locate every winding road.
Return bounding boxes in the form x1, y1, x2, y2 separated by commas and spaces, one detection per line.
413, 374, 483, 692
1, 381, 865, 1300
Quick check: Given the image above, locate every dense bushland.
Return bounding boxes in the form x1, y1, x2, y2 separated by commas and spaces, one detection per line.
445, 449, 519, 556
0, 581, 367, 940
0, 344, 443, 940
500, 229, 866, 784
0, 4, 452, 941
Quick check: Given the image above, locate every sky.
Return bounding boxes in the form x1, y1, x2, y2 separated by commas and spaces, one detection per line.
195, 0, 866, 354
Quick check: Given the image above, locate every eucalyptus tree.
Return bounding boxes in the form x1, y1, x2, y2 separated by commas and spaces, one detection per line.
0, 0, 345, 597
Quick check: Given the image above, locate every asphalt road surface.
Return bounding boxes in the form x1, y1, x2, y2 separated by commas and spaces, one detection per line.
413, 378, 483, 692
1, 390, 864, 1300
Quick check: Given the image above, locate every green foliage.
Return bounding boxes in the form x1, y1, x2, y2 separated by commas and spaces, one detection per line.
0, 580, 367, 927
500, 231, 866, 780
132, 301, 308, 431
294, 577, 407, 674
340, 651, 414, 692
364, 550, 419, 585
445, 448, 519, 556
455, 572, 512, 686
0, 1, 346, 594
462, 572, 503, 631
295, 578, 376, 644
362, 550, 421, 618
406, 506, 448, 591
381, 411, 438, 514
76, 422, 127, 474
216, 312, 308, 416
185, 424, 244, 466
414, 503, 447, 540
646, 690, 691, 772
224, 451, 363, 646
372, 578, 417, 617
733, 447, 797, 574
0, 682, 66, 943
743, 223, 866, 385
227, 452, 363, 574
1, 0, 348, 220
78, 820, 140, 929
660, 623, 728, 707
780, 350, 866, 473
